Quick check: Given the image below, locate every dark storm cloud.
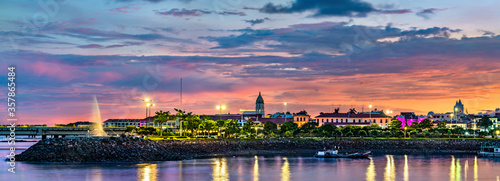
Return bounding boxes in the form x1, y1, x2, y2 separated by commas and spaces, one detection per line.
202, 22, 459, 49
114, 0, 193, 3
260, 0, 375, 17
259, 0, 407, 17
244, 18, 270, 26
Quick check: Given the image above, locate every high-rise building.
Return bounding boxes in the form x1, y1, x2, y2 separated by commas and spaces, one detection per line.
255, 92, 264, 117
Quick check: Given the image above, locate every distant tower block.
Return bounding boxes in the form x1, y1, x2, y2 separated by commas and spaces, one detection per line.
255, 92, 265, 117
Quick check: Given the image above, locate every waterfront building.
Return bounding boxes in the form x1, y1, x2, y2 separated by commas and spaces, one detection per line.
315, 109, 391, 128
428, 99, 472, 128
428, 112, 453, 122
471, 115, 499, 131
269, 112, 293, 119
103, 119, 145, 127
293, 110, 312, 127
397, 112, 426, 128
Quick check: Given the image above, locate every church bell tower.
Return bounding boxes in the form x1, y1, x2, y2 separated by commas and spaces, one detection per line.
255, 92, 265, 117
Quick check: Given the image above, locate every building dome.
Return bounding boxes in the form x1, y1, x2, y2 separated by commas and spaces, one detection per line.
427, 111, 434, 117
256, 92, 264, 104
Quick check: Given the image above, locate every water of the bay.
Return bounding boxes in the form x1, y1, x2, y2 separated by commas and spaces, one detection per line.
1, 141, 500, 181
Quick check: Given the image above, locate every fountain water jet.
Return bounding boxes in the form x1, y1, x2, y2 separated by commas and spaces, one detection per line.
90, 95, 108, 137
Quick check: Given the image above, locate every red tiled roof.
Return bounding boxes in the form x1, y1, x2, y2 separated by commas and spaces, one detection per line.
324, 122, 371, 126
258, 118, 287, 125
315, 113, 391, 118
104, 119, 143, 123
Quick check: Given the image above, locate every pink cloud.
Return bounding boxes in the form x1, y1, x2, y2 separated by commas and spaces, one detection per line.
29, 61, 87, 82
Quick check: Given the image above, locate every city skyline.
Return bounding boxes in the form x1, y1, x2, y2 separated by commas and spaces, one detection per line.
1, 0, 500, 125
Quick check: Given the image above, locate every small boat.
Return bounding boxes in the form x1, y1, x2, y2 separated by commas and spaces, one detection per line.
315, 150, 371, 158
478, 142, 500, 157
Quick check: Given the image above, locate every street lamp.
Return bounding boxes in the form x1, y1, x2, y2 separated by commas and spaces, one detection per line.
216, 105, 226, 120
404, 126, 407, 139
369, 104, 372, 123
143, 98, 152, 118
143, 98, 153, 126
450, 113, 454, 128
284, 102, 287, 123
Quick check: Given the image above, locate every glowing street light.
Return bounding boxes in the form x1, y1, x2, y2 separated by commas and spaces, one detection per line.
217, 105, 226, 120
450, 113, 454, 126
143, 98, 153, 120
404, 126, 408, 139
284, 102, 288, 123
369, 104, 372, 123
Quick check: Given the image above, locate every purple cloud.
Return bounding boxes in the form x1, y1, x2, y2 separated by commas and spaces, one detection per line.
416, 8, 448, 19
154, 8, 246, 17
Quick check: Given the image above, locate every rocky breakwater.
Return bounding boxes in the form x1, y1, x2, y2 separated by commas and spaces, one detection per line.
15, 137, 189, 162
14, 138, 494, 162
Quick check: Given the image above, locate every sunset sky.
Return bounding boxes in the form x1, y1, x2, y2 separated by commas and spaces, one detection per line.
1, 0, 500, 125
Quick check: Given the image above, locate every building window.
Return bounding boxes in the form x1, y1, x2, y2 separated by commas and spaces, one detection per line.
336, 119, 338, 123
341, 119, 343, 122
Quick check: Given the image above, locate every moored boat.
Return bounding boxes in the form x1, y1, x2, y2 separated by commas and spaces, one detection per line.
478, 142, 500, 157
315, 150, 371, 158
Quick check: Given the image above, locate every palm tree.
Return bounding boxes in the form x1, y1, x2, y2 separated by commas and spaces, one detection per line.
154, 110, 170, 136
199, 122, 206, 137
174, 108, 192, 136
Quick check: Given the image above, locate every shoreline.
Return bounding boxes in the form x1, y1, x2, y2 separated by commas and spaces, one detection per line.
13, 138, 494, 163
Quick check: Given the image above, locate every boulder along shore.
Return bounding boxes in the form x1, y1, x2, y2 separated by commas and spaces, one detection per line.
14, 137, 495, 162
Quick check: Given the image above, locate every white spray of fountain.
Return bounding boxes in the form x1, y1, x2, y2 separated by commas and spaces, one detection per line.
90, 95, 108, 137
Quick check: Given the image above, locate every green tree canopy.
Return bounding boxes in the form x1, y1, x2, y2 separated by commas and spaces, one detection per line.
281, 121, 299, 135
154, 110, 170, 136
300, 122, 317, 133
437, 121, 447, 129
358, 130, 367, 137
478, 116, 493, 130
242, 119, 254, 133
318, 124, 338, 137
388, 120, 403, 130
417, 119, 434, 129
369, 124, 380, 130
224, 119, 240, 137
263, 121, 278, 134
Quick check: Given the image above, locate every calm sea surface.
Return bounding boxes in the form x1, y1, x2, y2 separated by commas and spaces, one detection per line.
1, 141, 500, 181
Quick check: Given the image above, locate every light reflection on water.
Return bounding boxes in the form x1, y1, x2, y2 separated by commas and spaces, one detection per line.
281, 157, 290, 181
212, 157, 228, 181
384, 155, 395, 181
137, 163, 157, 181
366, 157, 375, 181
3, 150, 500, 181
253, 156, 259, 181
